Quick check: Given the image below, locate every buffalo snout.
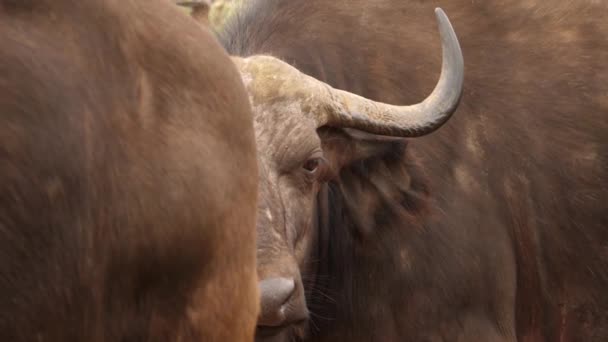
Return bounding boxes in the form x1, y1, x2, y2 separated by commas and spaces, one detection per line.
257, 277, 308, 335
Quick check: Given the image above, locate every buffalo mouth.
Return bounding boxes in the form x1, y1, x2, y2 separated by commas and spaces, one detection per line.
255, 320, 307, 341
256, 325, 288, 338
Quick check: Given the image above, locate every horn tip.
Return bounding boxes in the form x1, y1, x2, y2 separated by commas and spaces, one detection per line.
434, 8, 451, 25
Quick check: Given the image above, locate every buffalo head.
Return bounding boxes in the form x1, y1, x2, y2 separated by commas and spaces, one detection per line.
232, 8, 464, 341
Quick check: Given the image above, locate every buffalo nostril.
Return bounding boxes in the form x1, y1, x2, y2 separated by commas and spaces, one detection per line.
257, 277, 300, 327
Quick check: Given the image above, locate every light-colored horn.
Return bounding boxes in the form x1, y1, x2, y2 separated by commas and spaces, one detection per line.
320, 8, 464, 137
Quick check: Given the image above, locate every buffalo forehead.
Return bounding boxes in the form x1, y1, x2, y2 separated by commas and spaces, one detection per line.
236, 55, 328, 120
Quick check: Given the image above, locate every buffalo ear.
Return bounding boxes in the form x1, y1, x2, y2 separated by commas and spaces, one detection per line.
317, 127, 419, 237
318, 126, 407, 173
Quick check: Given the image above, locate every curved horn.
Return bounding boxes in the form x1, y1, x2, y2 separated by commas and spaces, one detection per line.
321, 8, 464, 137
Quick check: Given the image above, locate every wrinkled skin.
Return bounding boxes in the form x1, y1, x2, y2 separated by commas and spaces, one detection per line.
236, 57, 326, 341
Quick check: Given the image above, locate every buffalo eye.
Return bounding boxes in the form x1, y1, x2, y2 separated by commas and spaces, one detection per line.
302, 156, 328, 180
303, 158, 320, 172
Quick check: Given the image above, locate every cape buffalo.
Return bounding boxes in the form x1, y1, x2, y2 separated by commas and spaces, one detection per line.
212, 0, 607, 341
0, 0, 258, 340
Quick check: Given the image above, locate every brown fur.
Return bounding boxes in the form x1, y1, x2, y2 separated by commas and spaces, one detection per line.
0, 0, 259, 341
219, 0, 608, 341
188, 1, 212, 26
192, 5, 210, 25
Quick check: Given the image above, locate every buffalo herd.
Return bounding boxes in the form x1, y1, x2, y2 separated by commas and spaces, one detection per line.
1, 0, 606, 341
